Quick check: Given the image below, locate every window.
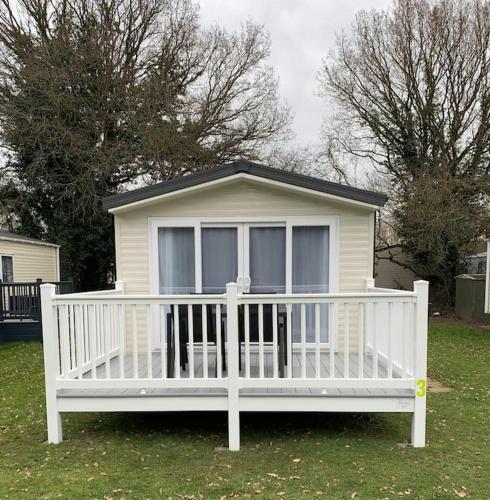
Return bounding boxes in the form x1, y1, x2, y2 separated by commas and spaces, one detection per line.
1, 256, 13, 282
202, 227, 238, 293
292, 226, 329, 294
292, 226, 329, 342
249, 227, 286, 293
158, 227, 195, 294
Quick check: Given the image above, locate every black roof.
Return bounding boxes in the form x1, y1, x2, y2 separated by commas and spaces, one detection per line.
102, 160, 388, 211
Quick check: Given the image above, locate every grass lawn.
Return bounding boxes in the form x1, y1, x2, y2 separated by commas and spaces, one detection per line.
0, 320, 489, 499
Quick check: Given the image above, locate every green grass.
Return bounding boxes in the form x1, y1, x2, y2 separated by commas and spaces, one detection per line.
0, 321, 489, 499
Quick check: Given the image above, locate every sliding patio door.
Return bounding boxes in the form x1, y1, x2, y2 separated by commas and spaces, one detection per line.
245, 225, 286, 293
292, 226, 329, 343
153, 218, 333, 347
201, 227, 239, 293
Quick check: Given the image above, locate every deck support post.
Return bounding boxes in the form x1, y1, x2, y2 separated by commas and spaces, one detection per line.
411, 280, 429, 448
226, 282, 240, 451
40, 284, 63, 443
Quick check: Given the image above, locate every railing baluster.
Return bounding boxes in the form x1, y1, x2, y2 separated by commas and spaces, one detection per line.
372, 302, 378, 379
300, 303, 306, 378
119, 304, 125, 379
146, 304, 152, 379
75, 305, 83, 379
359, 303, 364, 379
244, 304, 250, 378
286, 304, 292, 378
174, 305, 180, 379
160, 304, 166, 379
216, 304, 222, 378
96, 303, 101, 358
79, 304, 85, 367
329, 303, 335, 378
272, 303, 278, 379
258, 304, 264, 378
132, 305, 138, 379
387, 302, 393, 379
202, 304, 207, 379
315, 303, 320, 378
94, 304, 98, 358
89, 305, 97, 379
60, 305, 70, 377
104, 305, 111, 379
188, 305, 194, 378
344, 303, 349, 378
69, 304, 75, 370
403, 301, 410, 378
81, 305, 90, 364
412, 301, 417, 377
110, 304, 115, 351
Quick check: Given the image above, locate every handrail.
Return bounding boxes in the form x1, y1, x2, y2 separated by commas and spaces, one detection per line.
366, 285, 413, 294
51, 293, 228, 305
51, 290, 415, 303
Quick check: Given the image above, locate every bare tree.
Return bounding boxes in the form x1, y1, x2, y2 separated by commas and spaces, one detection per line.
0, 0, 291, 289
319, 0, 490, 304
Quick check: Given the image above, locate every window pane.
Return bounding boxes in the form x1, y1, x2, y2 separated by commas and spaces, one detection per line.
292, 226, 329, 342
202, 227, 238, 293
292, 226, 329, 293
249, 227, 286, 293
158, 228, 195, 294
1, 256, 13, 282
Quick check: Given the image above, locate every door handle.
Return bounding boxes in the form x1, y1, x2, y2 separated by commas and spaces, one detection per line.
244, 276, 251, 293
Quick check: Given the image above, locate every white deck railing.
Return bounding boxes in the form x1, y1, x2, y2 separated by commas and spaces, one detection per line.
41, 279, 429, 448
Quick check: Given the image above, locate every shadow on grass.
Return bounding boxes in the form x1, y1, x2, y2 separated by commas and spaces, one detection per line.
66, 411, 389, 443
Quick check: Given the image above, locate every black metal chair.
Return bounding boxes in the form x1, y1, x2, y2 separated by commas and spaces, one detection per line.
165, 304, 226, 378
238, 301, 288, 377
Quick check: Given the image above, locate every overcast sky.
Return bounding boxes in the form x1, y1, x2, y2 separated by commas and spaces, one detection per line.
200, 0, 393, 147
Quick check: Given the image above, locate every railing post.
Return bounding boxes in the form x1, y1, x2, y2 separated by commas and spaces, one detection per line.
365, 277, 375, 290
364, 278, 375, 354
40, 283, 63, 443
226, 282, 240, 451
114, 281, 126, 356
412, 280, 429, 447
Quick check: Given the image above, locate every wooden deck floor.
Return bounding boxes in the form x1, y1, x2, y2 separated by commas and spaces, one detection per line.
57, 349, 413, 398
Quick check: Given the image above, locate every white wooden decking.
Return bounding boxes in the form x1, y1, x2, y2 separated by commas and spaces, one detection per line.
42, 281, 429, 448
56, 350, 411, 398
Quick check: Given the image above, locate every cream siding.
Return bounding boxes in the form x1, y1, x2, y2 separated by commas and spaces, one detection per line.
116, 179, 374, 294
114, 179, 375, 352
0, 239, 59, 282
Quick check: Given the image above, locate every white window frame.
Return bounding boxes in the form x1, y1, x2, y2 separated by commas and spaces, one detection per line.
148, 216, 340, 348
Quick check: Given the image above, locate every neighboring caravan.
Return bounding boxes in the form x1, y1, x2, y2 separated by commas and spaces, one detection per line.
0, 230, 60, 283
40, 160, 429, 450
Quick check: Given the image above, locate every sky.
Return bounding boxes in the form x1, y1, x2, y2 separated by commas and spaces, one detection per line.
200, 0, 393, 147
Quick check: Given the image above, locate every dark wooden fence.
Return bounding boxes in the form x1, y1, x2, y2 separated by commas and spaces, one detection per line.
0, 280, 73, 322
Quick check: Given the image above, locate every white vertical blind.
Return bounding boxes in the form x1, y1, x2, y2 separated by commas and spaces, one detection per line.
292, 226, 329, 342
158, 227, 195, 294
201, 227, 238, 293
249, 227, 286, 293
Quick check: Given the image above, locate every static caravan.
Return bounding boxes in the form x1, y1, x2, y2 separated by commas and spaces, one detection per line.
0, 231, 64, 341
41, 161, 429, 450
0, 230, 60, 283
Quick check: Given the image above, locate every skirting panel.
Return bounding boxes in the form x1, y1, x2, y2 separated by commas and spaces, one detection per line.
57, 395, 414, 413
57, 396, 228, 412
238, 396, 414, 413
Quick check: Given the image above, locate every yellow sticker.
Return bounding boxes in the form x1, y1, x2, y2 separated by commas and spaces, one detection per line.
416, 379, 426, 398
